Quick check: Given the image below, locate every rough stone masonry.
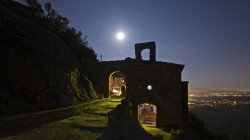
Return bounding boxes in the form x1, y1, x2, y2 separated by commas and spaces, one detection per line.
90, 42, 188, 129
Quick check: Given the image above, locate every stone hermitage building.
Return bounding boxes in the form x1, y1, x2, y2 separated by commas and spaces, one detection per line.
91, 42, 188, 128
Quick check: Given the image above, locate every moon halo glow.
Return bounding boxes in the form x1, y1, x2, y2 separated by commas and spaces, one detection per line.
116, 32, 125, 40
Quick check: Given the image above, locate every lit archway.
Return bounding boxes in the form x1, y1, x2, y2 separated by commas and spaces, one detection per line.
109, 71, 126, 100
139, 103, 157, 126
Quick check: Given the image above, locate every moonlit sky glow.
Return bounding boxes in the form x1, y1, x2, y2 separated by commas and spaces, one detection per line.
19, 0, 250, 90
116, 32, 125, 40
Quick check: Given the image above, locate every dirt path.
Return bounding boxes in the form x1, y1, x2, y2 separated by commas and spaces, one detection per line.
1, 99, 120, 140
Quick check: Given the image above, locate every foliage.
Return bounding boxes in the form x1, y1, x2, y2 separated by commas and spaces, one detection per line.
20, 0, 97, 62
66, 68, 98, 105
21, 0, 99, 99
60, 28, 97, 62
42, 2, 69, 33
0, 0, 101, 117
1, 0, 97, 66
22, 0, 44, 17
1, 0, 97, 62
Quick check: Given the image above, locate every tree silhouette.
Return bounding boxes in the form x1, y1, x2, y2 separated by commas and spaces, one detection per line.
21, 0, 97, 63
22, 0, 44, 17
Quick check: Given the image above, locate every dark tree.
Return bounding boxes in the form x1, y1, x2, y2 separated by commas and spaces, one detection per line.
22, 0, 44, 17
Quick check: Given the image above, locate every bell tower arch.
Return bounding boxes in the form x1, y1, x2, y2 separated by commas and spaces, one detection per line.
135, 42, 156, 61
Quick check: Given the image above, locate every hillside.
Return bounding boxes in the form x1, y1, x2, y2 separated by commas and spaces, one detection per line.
0, 0, 100, 118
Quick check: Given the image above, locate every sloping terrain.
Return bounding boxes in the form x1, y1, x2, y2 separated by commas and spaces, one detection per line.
0, 1, 98, 118
1, 99, 175, 140
1, 99, 120, 140
190, 105, 250, 140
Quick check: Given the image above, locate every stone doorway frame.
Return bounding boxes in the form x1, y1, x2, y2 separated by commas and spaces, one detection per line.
139, 103, 157, 125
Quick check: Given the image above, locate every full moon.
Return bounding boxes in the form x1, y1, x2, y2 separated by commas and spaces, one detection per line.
116, 32, 125, 40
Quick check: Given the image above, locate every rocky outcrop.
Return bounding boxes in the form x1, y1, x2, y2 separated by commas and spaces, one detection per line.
0, 1, 98, 118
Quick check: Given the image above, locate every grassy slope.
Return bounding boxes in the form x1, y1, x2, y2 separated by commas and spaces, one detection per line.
2, 99, 175, 140
2, 99, 120, 140
142, 124, 173, 140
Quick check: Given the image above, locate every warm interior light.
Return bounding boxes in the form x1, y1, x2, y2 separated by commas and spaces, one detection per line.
139, 103, 156, 125
113, 89, 119, 93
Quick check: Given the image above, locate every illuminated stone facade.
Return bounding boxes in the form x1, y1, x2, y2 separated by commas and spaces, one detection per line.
91, 42, 188, 128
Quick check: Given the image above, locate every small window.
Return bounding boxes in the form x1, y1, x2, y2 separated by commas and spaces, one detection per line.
122, 79, 125, 84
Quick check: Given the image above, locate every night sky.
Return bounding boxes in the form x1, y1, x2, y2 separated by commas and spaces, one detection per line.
18, 0, 250, 90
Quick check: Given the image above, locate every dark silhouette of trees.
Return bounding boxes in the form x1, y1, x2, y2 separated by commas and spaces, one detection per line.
22, 0, 44, 17
60, 28, 97, 62
43, 2, 69, 33
21, 0, 97, 63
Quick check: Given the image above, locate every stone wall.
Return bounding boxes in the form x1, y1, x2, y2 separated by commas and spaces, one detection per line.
90, 59, 188, 129
182, 81, 189, 120
135, 42, 156, 61
101, 99, 159, 140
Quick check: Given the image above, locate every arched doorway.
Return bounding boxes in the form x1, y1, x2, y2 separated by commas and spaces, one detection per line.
139, 103, 157, 126
109, 71, 126, 101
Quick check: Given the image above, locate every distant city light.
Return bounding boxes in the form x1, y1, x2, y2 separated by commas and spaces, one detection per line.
147, 85, 152, 90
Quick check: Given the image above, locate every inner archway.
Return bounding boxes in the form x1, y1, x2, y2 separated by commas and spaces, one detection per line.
139, 103, 157, 126
109, 71, 126, 101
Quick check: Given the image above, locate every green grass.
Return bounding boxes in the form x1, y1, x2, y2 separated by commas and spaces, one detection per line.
142, 124, 173, 140
1, 100, 120, 140
2, 99, 177, 140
